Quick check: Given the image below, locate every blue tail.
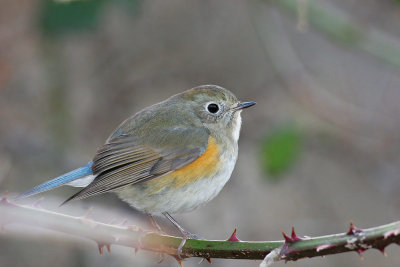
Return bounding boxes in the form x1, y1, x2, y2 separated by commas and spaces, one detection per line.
17, 161, 93, 199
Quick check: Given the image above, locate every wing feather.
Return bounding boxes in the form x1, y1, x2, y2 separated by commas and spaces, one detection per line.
63, 127, 209, 203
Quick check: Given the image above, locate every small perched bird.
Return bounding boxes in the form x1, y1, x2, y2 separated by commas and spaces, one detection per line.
18, 85, 255, 256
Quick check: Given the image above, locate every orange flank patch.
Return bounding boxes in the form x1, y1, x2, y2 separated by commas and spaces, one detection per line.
146, 137, 221, 191
171, 137, 221, 187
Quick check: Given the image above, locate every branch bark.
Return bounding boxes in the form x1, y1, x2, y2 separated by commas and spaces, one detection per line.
0, 194, 399, 265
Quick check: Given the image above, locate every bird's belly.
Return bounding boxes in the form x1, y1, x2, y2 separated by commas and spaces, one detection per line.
117, 148, 237, 214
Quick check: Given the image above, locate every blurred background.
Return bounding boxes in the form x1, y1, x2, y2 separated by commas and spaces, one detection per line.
1, 0, 400, 266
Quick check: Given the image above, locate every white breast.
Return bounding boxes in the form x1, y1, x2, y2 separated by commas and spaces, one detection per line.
232, 111, 242, 142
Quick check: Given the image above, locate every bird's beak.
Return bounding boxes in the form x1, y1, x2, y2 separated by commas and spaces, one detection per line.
233, 101, 256, 111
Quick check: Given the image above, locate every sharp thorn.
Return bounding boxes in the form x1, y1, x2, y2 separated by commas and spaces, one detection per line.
119, 219, 128, 226
227, 228, 240, 242
134, 241, 141, 255
82, 207, 93, 219
282, 227, 302, 243
282, 231, 293, 243
172, 255, 183, 267
98, 243, 104, 255
347, 221, 362, 235
0, 191, 10, 204
199, 257, 212, 264
356, 249, 365, 260
32, 197, 44, 208
1, 191, 8, 200
96, 242, 110, 255
0, 192, 16, 207
376, 246, 387, 256
291, 226, 302, 241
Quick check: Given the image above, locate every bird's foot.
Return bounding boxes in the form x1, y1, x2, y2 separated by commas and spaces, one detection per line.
177, 230, 203, 260
161, 212, 206, 261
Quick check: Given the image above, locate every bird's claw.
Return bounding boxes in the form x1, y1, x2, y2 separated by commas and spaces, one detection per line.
177, 232, 203, 259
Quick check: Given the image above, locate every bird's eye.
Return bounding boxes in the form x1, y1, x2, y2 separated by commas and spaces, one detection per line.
207, 103, 219, 114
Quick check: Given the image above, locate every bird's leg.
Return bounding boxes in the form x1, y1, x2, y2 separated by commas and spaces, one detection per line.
162, 212, 201, 239
147, 213, 163, 232
162, 212, 202, 259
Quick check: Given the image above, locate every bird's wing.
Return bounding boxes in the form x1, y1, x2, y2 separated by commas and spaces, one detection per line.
62, 127, 209, 203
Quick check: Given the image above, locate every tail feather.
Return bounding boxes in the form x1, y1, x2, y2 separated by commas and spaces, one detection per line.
16, 161, 94, 199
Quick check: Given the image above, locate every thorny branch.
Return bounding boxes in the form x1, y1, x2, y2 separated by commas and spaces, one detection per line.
0, 193, 399, 266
